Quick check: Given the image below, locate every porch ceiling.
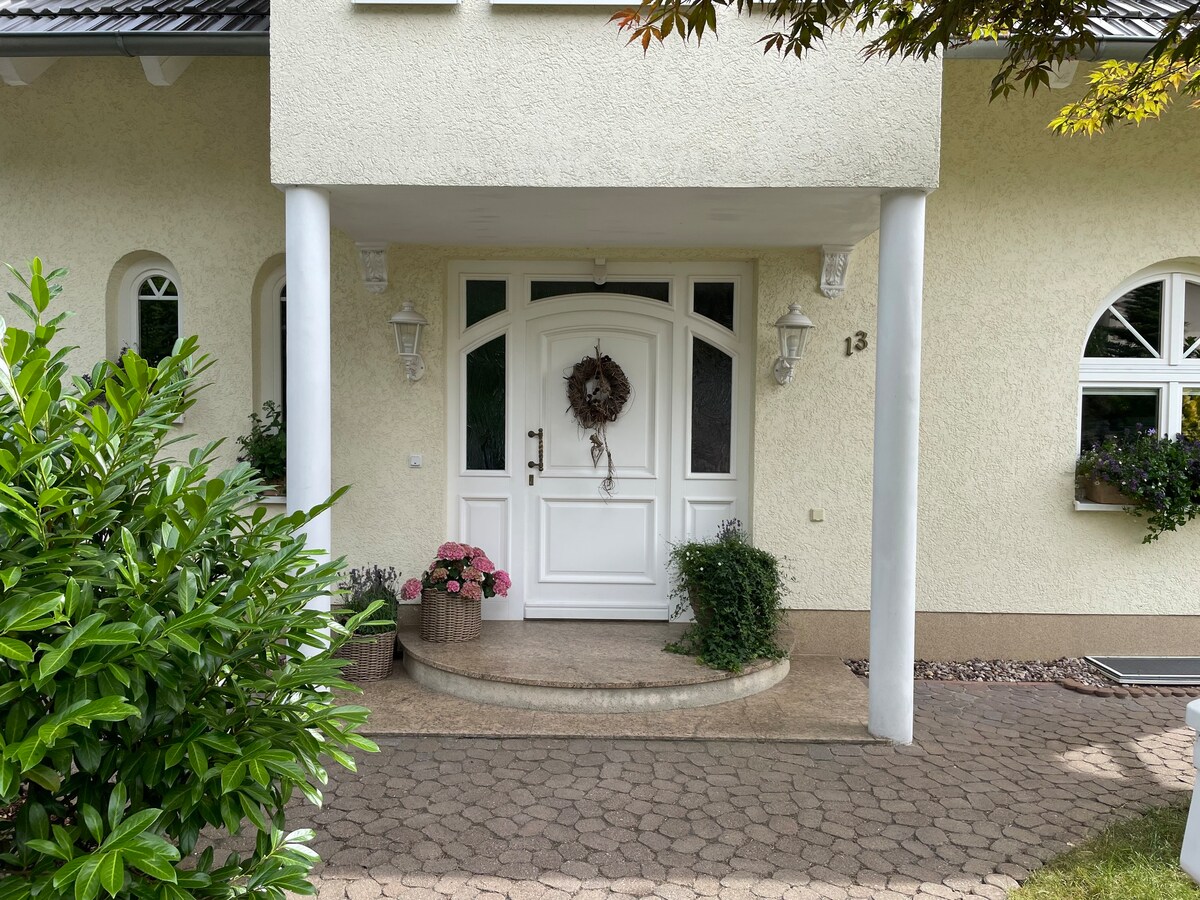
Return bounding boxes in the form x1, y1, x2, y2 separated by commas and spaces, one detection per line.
326, 185, 885, 249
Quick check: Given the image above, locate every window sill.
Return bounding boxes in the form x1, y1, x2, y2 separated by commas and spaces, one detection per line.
259, 495, 287, 506
1074, 500, 1129, 513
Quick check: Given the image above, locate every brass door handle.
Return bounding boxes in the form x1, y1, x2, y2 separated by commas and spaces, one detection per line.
527, 429, 544, 472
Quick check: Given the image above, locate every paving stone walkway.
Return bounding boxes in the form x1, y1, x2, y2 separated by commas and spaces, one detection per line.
261, 683, 1195, 900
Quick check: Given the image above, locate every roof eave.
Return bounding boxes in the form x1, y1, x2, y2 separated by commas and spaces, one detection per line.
945, 36, 1158, 61
0, 30, 268, 56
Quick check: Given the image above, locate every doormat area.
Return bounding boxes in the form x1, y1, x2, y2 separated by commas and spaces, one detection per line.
1085, 656, 1200, 686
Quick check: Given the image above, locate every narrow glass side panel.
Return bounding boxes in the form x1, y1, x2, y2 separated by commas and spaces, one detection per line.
465, 279, 507, 328
1085, 282, 1163, 358
530, 281, 670, 303
691, 337, 733, 474
466, 335, 507, 471
1079, 389, 1159, 452
693, 282, 735, 331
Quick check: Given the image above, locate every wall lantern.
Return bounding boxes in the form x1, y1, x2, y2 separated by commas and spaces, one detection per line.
773, 303, 814, 385
389, 300, 429, 382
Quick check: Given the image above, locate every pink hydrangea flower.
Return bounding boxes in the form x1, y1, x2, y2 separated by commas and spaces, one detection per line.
459, 581, 482, 600
437, 542, 467, 561
431, 567, 449, 583
462, 566, 483, 582
493, 570, 511, 597
474, 556, 495, 574
446, 580, 461, 593
401, 578, 423, 601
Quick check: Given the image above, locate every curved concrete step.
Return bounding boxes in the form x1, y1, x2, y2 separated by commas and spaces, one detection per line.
397, 623, 789, 713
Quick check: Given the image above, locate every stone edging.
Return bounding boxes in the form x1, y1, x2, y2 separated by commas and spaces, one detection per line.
1058, 678, 1200, 698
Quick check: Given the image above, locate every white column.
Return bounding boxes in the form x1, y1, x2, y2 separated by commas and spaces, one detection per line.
285, 186, 333, 607
868, 189, 926, 744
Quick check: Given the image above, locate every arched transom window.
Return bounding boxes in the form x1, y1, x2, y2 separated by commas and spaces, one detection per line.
1080, 269, 1200, 450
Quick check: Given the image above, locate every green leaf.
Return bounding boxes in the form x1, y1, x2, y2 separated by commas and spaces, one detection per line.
74, 857, 102, 900
0, 638, 32, 662
97, 852, 123, 897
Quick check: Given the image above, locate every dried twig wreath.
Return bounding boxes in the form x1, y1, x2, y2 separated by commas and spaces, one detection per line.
565, 343, 630, 495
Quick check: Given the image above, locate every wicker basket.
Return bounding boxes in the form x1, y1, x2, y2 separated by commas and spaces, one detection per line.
421, 587, 482, 642
333, 630, 395, 682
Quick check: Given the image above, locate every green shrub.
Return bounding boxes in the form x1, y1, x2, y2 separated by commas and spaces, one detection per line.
666, 520, 786, 672
0, 260, 377, 899
236, 402, 286, 487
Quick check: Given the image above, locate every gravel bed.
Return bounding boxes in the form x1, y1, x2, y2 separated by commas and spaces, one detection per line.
844, 657, 1115, 686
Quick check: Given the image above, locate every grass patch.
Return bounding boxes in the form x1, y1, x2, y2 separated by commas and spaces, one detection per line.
1011, 803, 1200, 900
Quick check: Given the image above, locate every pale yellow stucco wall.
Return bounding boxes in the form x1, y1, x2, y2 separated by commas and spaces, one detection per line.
5, 56, 1200, 623
270, 0, 942, 190
0, 57, 281, 467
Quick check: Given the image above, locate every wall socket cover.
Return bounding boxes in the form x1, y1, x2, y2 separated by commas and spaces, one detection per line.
409, 454, 422, 468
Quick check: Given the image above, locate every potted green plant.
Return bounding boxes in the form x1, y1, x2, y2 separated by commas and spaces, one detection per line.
401, 543, 511, 642
666, 519, 787, 672
1077, 427, 1200, 542
332, 566, 401, 681
236, 400, 286, 495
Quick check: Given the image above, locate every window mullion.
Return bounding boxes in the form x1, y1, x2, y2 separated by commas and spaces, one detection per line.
1166, 273, 1184, 366
1167, 381, 1183, 437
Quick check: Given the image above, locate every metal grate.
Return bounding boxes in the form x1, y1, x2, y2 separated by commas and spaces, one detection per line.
1086, 656, 1200, 685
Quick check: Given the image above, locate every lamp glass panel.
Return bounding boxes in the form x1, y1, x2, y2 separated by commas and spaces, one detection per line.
466, 335, 506, 471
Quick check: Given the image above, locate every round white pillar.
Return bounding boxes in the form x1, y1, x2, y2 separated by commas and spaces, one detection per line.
868, 189, 926, 744
284, 186, 332, 608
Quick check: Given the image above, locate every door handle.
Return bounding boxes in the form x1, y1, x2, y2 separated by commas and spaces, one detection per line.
527, 428, 544, 473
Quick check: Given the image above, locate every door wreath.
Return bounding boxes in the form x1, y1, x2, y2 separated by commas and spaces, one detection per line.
565, 343, 630, 495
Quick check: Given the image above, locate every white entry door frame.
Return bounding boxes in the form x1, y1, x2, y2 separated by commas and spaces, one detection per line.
446, 260, 754, 621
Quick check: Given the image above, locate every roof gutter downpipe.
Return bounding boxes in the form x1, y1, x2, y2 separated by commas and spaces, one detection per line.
946, 36, 1159, 61
0, 31, 268, 56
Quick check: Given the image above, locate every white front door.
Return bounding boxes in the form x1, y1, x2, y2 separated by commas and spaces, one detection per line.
523, 310, 673, 619
446, 261, 753, 621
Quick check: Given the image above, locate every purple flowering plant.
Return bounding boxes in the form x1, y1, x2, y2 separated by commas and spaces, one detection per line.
1077, 427, 1200, 542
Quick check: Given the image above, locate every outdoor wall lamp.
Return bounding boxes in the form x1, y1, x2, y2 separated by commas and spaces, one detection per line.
773, 303, 815, 385
389, 300, 429, 382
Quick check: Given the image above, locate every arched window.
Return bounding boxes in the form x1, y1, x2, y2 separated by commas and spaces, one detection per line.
256, 267, 287, 416
115, 258, 181, 366
1080, 267, 1200, 450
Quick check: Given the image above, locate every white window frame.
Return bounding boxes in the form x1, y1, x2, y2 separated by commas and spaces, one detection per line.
118, 260, 182, 360
257, 267, 287, 411
1079, 266, 1200, 448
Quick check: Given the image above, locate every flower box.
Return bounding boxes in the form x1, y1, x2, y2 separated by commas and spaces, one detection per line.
1083, 478, 1134, 506
332, 630, 396, 682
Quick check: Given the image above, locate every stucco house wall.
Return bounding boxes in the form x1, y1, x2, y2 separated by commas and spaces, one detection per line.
0, 57, 281, 466
4, 55, 1200, 657
268, 0, 942, 190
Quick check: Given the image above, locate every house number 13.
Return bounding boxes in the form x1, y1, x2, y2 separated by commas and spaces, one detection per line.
845, 331, 869, 357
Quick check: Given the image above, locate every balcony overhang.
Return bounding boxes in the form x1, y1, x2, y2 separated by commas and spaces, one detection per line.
321, 184, 893, 249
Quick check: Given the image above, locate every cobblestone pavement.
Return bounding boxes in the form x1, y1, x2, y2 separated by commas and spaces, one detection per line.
266, 683, 1195, 900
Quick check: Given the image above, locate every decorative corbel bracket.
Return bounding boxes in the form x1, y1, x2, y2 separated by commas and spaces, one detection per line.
357, 243, 389, 294
820, 245, 853, 300
1048, 60, 1079, 90
0, 57, 57, 86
